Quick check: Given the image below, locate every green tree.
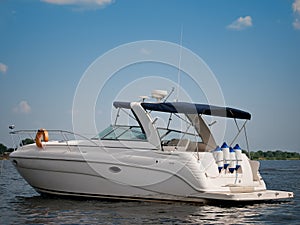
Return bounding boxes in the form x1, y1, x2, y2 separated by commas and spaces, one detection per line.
257, 150, 263, 158
250, 150, 300, 160
6, 148, 15, 153
265, 151, 274, 159
251, 150, 264, 160
0, 143, 7, 155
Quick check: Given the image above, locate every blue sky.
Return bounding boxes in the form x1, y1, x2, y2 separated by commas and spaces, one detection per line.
1, 0, 300, 151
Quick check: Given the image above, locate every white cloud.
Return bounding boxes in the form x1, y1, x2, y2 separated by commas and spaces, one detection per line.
41, 0, 114, 8
0, 62, 8, 74
292, 0, 300, 30
293, 0, 300, 14
293, 18, 300, 30
13, 101, 32, 114
227, 16, 253, 30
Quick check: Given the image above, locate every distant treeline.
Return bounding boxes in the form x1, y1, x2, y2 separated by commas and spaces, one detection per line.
248, 150, 300, 160
0, 143, 14, 154
0, 138, 34, 155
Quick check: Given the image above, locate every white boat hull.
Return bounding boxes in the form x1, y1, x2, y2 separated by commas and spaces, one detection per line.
10, 142, 294, 203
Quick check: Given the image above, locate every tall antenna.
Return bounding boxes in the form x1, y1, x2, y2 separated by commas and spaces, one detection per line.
176, 25, 183, 102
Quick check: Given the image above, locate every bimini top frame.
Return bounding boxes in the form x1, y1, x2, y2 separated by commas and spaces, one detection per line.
113, 101, 251, 120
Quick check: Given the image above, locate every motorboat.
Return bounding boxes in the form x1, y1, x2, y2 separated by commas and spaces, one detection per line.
9, 90, 294, 203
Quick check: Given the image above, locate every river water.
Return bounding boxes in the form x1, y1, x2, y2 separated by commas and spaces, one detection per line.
0, 160, 299, 224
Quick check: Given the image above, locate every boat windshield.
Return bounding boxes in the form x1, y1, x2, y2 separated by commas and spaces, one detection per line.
95, 125, 202, 142
96, 125, 147, 141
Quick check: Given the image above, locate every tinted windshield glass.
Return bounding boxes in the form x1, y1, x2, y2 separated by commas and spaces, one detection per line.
97, 125, 146, 141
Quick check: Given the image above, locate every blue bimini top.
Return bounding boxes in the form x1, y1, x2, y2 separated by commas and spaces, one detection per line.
113, 101, 251, 120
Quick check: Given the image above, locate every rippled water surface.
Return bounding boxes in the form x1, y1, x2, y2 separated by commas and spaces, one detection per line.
0, 160, 299, 224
